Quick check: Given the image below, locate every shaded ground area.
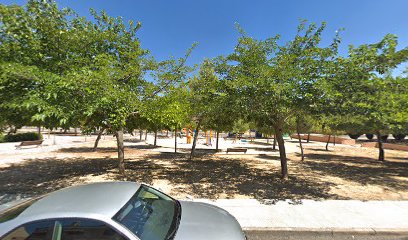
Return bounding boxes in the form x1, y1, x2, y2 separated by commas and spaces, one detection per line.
1, 138, 407, 203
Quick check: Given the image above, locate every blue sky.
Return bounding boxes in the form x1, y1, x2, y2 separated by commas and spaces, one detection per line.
2, 0, 408, 73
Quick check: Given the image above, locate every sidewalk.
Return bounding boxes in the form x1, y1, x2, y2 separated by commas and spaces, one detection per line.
194, 199, 408, 233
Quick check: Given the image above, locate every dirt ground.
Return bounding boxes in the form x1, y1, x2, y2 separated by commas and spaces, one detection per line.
0, 138, 407, 202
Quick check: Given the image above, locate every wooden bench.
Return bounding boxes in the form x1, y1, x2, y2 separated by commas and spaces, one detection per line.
226, 148, 247, 154
15, 140, 43, 149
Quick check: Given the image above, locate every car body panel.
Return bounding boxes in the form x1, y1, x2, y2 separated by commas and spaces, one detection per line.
0, 182, 141, 238
174, 201, 246, 240
21, 181, 140, 219
0, 182, 246, 240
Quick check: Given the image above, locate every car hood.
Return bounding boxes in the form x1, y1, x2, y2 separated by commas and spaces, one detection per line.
174, 201, 246, 240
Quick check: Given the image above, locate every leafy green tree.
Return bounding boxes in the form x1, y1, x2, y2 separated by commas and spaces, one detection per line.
325, 34, 408, 161
187, 59, 237, 157
225, 22, 339, 179
0, 63, 41, 132
190, 59, 237, 152
0, 1, 78, 131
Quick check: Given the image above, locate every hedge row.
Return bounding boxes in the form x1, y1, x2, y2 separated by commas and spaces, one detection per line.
0, 132, 43, 142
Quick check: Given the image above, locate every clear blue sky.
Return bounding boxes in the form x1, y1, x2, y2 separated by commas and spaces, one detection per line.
2, 0, 408, 73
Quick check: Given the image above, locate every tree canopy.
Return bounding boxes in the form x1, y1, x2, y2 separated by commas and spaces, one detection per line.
1, 1, 407, 178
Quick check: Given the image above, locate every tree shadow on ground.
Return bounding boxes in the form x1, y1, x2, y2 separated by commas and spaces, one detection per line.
3, 150, 406, 202
299, 153, 408, 191
254, 155, 281, 161
112, 152, 338, 201
127, 145, 161, 150
124, 138, 145, 143
0, 157, 118, 196
191, 149, 218, 154
306, 148, 335, 152
0, 153, 338, 202
58, 147, 117, 153
243, 146, 277, 152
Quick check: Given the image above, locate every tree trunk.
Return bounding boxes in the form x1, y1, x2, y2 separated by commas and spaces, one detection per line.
333, 134, 336, 146
166, 130, 169, 137
216, 130, 220, 152
37, 125, 41, 136
377, 131, 385, 161
139, 130, 143, 140
275, 125, 288, 180
154, 130, 158, 146
326, 134, 331, 151
115, 130, 125, 175
296, 121, 304, 161
267, 135, 269, 144
307, 133, 310, 143
174, 126, 177, 153
273, 134, 277, 150
93, 128, 105, 151
145, 130, 148, 141
190, 122, 201, 160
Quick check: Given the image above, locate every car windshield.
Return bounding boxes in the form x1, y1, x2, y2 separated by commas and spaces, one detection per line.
113, 185, 180, 240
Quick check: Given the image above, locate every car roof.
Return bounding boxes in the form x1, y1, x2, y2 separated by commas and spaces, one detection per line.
19, 181, 140, 219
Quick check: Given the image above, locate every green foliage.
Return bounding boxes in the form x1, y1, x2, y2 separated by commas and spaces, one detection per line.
1, 0, 407, 168
232, 119, 250, 133
323, 35, 408, 136
226, 21, 339, 131
3, 132, 42, 142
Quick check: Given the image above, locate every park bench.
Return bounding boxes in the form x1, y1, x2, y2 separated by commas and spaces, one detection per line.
226, 148, 247, 154
15, 140, 43, 149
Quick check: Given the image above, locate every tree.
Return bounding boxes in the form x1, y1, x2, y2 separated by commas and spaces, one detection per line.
0, 63, 42, 132
191, 59, 237, 152
0, 1, 82, 131
325, 34, 408, 161
1, 1, 150, 174
188, 60, 223, 159
225, 22, 339, 179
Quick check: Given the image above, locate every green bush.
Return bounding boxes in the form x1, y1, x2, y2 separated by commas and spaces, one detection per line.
0, 134, 4, 143
3, 132, 42, 142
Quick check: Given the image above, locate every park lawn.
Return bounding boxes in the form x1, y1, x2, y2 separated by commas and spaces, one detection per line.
0, 140, 407, 201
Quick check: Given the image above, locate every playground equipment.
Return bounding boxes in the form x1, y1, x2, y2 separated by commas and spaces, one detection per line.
205, 130, 213, 146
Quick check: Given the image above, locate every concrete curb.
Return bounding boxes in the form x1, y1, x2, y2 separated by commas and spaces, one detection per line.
243, 227, 408, 233
243, 228, 408, 240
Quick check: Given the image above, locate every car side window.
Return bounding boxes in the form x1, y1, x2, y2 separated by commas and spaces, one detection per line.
2, 220, 55, 240
57, 218, 128, 240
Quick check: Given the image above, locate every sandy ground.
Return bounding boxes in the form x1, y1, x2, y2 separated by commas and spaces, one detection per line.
0, 134, 407, 203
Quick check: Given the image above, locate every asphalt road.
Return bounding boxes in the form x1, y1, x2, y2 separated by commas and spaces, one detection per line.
245, 230, 408, 240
